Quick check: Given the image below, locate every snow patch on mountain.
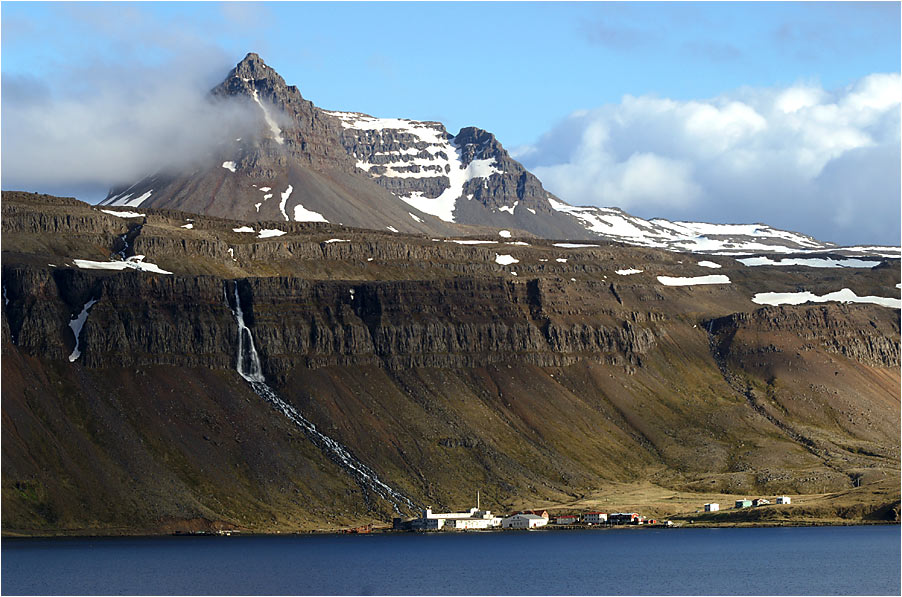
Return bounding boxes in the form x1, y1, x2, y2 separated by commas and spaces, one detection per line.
222, 161, 237, 172
752, 288, 901, 309
294, 204, 328, 223
657, 275, 731, 286
100, 209, 145, 218
495, 254, 519, 265
73, 255, 172, 274
545, 195, 840, 255
737, 256, 882, 268
324, 111, 503, 223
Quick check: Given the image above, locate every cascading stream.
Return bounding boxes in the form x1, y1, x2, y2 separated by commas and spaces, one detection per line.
228, 282, 417, 513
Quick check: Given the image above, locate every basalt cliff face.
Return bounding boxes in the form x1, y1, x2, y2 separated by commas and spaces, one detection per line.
2, 192, 900, 534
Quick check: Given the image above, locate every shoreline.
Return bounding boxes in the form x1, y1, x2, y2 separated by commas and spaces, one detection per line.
4, 518, 898, 540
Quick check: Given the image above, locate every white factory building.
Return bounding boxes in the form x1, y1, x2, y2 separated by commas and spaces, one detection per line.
416, 506, 502, 530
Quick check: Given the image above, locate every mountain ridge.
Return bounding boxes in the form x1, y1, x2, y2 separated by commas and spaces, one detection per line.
100, 52, 896, 256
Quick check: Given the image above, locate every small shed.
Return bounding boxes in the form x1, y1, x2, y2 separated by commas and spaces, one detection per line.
704, 503, 719, 512
735, 499, 752, 509
752, 498, 770, 507
776, 496, 791, 504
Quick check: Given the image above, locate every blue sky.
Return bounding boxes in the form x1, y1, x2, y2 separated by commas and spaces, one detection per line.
2, 2, 900, 244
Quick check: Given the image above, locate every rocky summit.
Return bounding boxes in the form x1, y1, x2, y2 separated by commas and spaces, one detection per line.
1, 190, 899, 535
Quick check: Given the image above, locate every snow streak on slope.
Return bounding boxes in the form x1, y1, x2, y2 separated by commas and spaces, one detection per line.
228, 283, 418, 513
279, 185, 293, 221
325, 111, 502, 222
68, 298, 99, 362
251, 89, 284, 145
104, 190, 153, 208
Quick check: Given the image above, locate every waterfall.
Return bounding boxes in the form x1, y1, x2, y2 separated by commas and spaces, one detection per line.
228, 282, 417, 513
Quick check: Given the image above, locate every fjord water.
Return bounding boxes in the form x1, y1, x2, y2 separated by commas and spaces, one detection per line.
2, 526, 899, 595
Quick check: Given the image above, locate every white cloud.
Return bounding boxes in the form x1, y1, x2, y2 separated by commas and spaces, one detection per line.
520, 73, 901, 245
1, 60, 261, 197
0, 4, 271, 201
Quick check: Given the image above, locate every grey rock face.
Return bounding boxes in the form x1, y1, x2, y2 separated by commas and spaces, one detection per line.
211, 52, 354, 170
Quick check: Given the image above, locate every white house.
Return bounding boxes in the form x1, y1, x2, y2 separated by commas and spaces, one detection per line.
502, 513, 548, 529
704, 503, 719, 512
776, 496, 791, 504
584, 512, 607, 524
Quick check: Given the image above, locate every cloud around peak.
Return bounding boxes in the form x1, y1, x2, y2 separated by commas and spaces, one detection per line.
0, 51, 265, 200
516, 73, 901, 246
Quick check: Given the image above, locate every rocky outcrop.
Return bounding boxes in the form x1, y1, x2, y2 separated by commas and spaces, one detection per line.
210, 52, 355, 171
709, 304, 900, 368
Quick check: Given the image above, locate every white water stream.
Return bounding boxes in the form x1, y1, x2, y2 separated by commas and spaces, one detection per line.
228, 283, 417, 513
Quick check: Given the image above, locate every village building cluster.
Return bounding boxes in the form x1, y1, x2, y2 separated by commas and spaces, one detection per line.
393, 494, 796, 532
393, 504, 672, 532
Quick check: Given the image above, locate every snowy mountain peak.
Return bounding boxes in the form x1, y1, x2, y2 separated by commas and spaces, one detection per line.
99, 53, 898, 257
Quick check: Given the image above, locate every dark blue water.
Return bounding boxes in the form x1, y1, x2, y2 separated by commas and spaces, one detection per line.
2, 525, 899, 595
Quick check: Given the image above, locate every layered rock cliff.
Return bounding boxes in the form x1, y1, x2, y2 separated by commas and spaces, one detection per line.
2, 192, 900, 534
